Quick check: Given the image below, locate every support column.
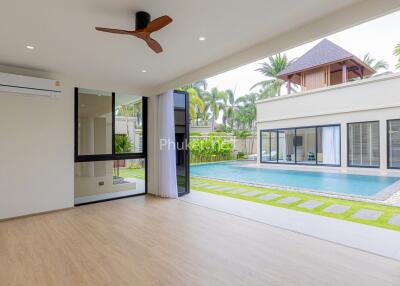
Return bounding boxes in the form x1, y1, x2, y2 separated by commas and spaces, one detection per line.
342, 63, 347, 83
287, 76, 292, 95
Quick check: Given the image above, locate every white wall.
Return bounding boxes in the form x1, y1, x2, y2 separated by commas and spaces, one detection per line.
0, 75, 74, 219
256, 73, 400, 173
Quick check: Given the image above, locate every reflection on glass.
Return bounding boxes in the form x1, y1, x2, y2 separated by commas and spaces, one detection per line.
270, 131, 277, 161
77, 89, 112, 155
115, 94, 143, 154
74, 159, 145, 204
278, 129, 295, 163
295, 128, 316, 164
261, 131, 271, 162
317, 126, 340, 165
348, 122, 379, 167
388, 120, 400, 168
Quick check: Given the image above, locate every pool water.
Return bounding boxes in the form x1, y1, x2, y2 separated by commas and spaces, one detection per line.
190, 161, 400, 197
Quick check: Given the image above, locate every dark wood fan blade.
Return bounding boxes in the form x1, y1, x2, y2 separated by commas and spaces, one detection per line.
144, 15, 173, 33
145, 37, 163, 53
95, 27, 132, 35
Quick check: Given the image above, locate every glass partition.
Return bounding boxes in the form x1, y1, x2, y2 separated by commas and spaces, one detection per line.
278, 129, 295, 163
115, 94, 143, 154
74, 88, 147, 205
317, 126, 340, 165
261, 125, 340, 166
77, 89, 112, 156
295, 128, 316, 164
261, 131, 271, 162
74, 159, 145, 205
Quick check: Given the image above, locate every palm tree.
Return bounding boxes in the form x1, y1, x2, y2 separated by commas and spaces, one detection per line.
180, 80, 207, 124
234, 93, 257, 132
203, 87, 226, 131
362, 53, 390, 77
251, 53, 295, 98
394, 42, 400, 70
221, 89, 236, 130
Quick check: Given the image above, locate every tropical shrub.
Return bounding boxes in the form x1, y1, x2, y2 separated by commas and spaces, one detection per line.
189, 136, 234, 163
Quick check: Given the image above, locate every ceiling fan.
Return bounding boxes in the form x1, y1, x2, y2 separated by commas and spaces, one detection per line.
95, 11, 172, 53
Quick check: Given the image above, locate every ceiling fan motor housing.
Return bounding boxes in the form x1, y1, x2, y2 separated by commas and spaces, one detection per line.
136, 11, 151, 29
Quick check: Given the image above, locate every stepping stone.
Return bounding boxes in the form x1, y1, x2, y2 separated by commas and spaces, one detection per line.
297, 200, 324, 210
352, 209, 383, 221
388, 215, 400, 226
212, 186, 235, 192
276, 197, 301, 205
323, 204, 351, 214
258, 193, 281, 201
241, 191, 263, 197
217, 186, 236, 192
194, 183, 210, 187
205, 185, 221, 190
227, 189, 248, 194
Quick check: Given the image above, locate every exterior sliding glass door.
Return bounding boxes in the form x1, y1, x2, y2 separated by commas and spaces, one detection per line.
74, 88, 147, 205
348, 121, 379, 168
260, 124, 340, 166
388, 119, 400, 169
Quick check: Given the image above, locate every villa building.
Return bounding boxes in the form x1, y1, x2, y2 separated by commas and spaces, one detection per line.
257, 39, 400, 172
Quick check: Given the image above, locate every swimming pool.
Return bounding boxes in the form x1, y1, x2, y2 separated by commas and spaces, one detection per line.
190, 161, 400, 198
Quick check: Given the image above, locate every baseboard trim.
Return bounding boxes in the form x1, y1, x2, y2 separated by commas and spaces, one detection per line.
0, 207, 74, 222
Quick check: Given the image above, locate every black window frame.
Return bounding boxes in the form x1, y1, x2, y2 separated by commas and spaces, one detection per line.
347, 120, 380, 169
387, 119, 400, 169
74, 87, 148, 203
260, 124, 341, 167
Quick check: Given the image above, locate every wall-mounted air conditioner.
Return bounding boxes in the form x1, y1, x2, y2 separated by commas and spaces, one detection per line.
0, 72, 61, 97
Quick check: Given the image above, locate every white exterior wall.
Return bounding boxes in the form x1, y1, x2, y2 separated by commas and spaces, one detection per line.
256, 73, 400, 174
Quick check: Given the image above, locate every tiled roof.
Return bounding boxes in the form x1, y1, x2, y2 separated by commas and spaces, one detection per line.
277, 39, 355, 77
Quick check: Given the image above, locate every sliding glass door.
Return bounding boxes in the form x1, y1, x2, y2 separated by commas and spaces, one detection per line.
174, 90, 190, 196
348, 121, 379, 168
260, 125, 340, 166
388, 119, 400, 169
74, 88, 147, 205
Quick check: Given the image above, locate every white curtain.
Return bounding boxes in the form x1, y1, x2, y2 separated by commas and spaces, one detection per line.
156, 90, 178, 198
322, 126, 340, 165
279, 133, 287, 160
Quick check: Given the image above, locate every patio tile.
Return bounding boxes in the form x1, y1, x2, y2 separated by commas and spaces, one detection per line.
258, 193, 281, 201
241, 191, 263, 197
226, 189, 248, 195
388, 215, 400, 226
212, 186, 235, 192
205, 185, 221, 190
297, 200, 324, 210
352, 209, 383, 221
276, 197, 301, 205
323, 204, 351, 214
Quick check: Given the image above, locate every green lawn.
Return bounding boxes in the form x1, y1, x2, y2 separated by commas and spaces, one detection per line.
118, 168, 145, 180
190, 177, 400, 232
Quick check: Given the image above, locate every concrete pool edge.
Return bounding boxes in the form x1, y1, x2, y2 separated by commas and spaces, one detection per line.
190, 174, 400, 206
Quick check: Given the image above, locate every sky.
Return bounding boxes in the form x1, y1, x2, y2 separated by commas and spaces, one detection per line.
205, 10, 400, 102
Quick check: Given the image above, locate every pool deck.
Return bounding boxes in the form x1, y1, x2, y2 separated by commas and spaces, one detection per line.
239, 163, 400, 206
181, 190, 400, 261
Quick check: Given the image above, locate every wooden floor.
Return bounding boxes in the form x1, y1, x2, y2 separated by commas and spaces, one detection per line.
1, 196, 399, 286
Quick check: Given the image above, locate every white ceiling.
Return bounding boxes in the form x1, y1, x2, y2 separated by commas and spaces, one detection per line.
0, 0, 388, 95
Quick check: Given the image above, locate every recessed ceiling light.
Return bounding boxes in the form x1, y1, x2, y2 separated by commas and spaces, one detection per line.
26, 45, 35, 50
198, 37, 206, 41
141, 69, 147, 73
